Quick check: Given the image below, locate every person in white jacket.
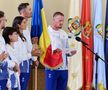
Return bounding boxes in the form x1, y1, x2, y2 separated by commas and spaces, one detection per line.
12, 16, 38, 90
18, 3, 40, 64
45, 12, 77, 90
3, 27, 21, 90
0, 11, 19, 90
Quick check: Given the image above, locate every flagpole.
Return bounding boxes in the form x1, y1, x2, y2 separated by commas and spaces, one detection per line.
34, 67, 37, 90
32, 65, 37, 90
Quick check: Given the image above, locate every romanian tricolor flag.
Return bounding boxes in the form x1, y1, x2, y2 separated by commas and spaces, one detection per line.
81, 0, 93, 89
31, 0, 63, 69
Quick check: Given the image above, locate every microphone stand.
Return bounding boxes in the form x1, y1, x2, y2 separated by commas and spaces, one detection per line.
81, 43, 108, 90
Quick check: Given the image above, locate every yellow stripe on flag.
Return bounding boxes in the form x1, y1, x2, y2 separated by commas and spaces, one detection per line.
39, 8, 51, 64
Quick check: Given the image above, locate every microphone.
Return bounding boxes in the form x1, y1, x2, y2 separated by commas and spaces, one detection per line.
75, 37, 88, 45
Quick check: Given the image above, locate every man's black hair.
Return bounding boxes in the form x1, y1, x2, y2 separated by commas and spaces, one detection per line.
18, 3, 29, 13
0, 11, 4, 18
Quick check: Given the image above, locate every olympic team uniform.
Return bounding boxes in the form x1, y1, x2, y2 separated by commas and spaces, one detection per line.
45, 26, 69, 90
6, 44, 20, 90
0, 34, 15, 90
13, 35, 32, 90
23, 27, 37, 63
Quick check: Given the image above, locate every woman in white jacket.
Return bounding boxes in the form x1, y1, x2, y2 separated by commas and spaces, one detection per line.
0, 11, 19, 90
12, 16, 33, 90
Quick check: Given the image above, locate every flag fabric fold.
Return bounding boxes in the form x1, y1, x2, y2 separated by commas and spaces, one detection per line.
67, 0, 82, 90
105, 0, 108, 89
81, 0, 93, 89
93, 0, 106, 89
31, 0, 63, 69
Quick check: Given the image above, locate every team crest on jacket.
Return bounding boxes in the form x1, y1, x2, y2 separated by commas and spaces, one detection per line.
82, 21, 92, 39
68, 16, 81, 36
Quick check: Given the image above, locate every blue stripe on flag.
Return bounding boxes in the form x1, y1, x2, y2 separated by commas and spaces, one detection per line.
31, 0, 43, 38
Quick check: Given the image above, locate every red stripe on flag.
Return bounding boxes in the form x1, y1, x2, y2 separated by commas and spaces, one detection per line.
44, 45, 63, 69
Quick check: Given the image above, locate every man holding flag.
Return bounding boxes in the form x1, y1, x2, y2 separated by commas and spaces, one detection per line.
45, 12, 77, 90
31, 0, 77, 90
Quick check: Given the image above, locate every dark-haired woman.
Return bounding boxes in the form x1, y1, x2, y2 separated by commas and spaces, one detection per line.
3, 27, 20, 90
12, 16, 33, 90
